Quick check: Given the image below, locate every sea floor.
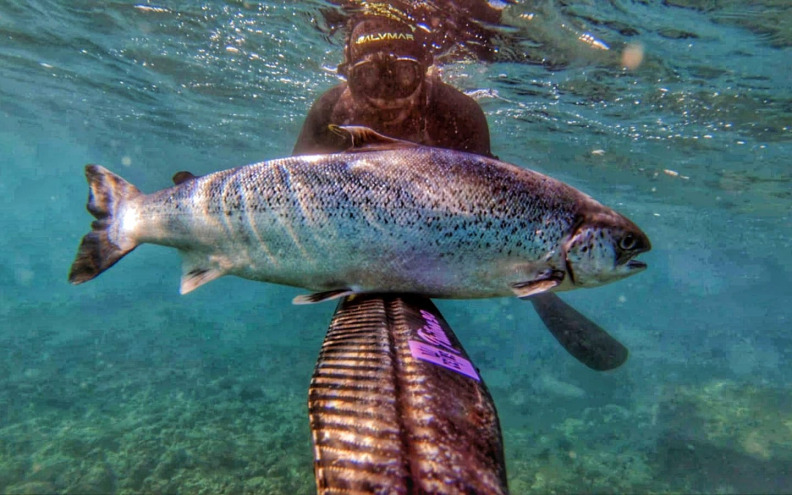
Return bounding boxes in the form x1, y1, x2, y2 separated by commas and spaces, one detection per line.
2, 296, 790, 494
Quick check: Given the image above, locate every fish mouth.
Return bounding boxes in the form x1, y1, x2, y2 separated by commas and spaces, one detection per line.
626, 259, 647, 271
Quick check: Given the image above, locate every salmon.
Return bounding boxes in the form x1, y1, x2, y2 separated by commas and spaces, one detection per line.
68, 126, 650, 303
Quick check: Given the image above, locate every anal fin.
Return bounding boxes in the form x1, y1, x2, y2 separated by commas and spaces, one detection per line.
180, 252, 225, 294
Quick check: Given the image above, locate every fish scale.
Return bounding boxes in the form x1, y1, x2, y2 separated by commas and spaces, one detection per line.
68, 127, 650, 302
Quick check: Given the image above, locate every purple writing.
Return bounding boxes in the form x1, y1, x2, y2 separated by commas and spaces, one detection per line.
408, 309, 480, 381
416, 310, 458, 354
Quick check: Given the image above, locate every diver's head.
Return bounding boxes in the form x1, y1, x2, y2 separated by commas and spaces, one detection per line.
340, 13, 432, 122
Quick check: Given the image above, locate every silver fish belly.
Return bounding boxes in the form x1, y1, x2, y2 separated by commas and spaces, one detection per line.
69, 138, 650, 302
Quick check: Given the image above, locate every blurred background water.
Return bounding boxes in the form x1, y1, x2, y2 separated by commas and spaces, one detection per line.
1, 1, 790, 493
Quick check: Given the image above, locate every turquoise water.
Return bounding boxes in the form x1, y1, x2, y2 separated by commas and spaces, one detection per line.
1, 1, 790, 493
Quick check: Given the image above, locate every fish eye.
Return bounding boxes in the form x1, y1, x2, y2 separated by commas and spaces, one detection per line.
619, 233, 637, 251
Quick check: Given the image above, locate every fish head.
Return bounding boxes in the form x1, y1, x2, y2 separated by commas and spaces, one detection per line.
563, 209, 651, 288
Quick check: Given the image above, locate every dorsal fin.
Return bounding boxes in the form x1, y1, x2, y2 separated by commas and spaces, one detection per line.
172, 171, 197, 185
329, 125, 419, 152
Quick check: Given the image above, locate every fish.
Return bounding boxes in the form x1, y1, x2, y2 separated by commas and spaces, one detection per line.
68, 126, 650, 302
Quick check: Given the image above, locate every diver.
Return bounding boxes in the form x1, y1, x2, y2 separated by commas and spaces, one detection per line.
293, 13, 493, 158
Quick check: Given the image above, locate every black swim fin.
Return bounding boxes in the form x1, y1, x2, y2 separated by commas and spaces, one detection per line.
529, 292, 628, 371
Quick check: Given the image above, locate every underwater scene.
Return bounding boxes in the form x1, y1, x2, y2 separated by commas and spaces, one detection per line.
1, 1, 790, 493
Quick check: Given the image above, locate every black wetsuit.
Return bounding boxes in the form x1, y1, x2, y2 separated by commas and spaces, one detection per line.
292, 76, 493, 157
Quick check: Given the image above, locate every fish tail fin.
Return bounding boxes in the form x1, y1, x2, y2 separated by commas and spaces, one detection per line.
68, 164, 142, 285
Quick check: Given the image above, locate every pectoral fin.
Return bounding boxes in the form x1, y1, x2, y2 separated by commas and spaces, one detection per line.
510, 270, 565, 299
293, 289, 356, 305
